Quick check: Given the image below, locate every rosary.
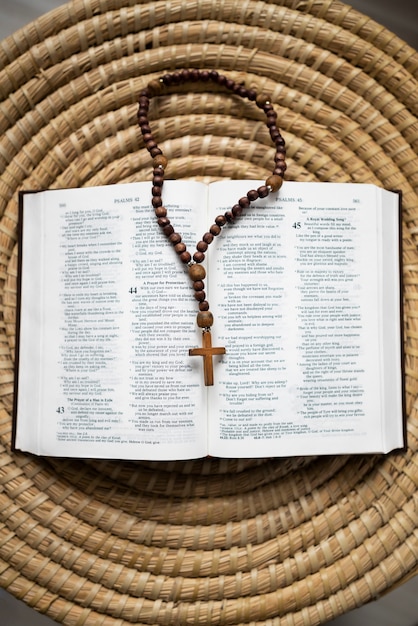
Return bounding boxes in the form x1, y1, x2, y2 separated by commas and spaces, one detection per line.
137, 69, 287, 386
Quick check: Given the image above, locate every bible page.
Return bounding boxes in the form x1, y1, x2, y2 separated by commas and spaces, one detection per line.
205, 180, 403, 457
15, 181, 210, 460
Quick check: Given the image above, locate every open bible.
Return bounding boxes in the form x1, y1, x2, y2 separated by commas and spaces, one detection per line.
13, 180, 405, 460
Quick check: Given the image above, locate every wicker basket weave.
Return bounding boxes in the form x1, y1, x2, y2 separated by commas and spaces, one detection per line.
0, 0, 417, 624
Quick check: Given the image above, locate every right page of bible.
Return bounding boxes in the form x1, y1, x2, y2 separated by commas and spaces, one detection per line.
207, 180, 404, 457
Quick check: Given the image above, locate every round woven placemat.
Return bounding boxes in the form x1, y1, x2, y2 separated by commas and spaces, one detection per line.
0, 0, 417, 624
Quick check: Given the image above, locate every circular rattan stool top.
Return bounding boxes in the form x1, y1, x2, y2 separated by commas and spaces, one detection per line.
0, 1, 417, 624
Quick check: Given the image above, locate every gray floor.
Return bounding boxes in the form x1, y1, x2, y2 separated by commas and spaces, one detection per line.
1, 0, 417, 624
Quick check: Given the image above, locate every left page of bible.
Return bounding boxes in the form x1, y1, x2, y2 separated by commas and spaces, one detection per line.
14, 181, 209, 460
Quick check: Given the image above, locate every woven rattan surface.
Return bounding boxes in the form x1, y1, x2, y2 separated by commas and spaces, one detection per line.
0, 0, 417, 624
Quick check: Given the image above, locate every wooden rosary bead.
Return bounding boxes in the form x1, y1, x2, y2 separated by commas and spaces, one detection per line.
210, 224, 221, 236
199, 301, 210, 311
169, 232, 182, 245
197, 240, 208, 252
257, 185, 269, 198
154, 206, 167, 218
147, 79, 163, 96
197, 311, 214, 328
188, 264, 206, 281
150, 147, 162, 158
255, 94, 271, 108
180, 69, 191, 81
215, 215, 227, 227
146, 140, 158, 151
275, 151, 286, 162
139, 120, 151, 131
152, 196, 163, 208
194, 290, 206, 302
175, 242, 186, 254
153, 154, 168, 169
274, 160, 287, 173
153, 175, 164, 187
193, 251, 205, 263
270, 128, 281, 142
266, 112, 278, 127
266, 174, 283, 192
138, 95, 149, 108
203, 232, 214, 244
238, 196, 250, 208
163, 224, 174, 236
180, 251, 192, 264
247, 189, 259, 202
232, 204, 243, 217
193, 280, 204, 291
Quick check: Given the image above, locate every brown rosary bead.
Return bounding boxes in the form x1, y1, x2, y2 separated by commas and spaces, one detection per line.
163, 224, 174, 236
174, 242, 186, 254
138, 95, 149, 108
169, 232, 182, 245
146, 79, 163, 96
247, 189, 259, 202
152, 196, 163, 208
274, 160, 287, 173
266, 174, 284, 192
180, 251, 192, 264
137, 114, 148, 126
257, 185, 269, 198
194, 290, 206, 302
215, 215, 227, 227
203, 232, 214, 244
256, 94, 271, 108
199, 301, 210, 311
275, 151, 286, 162
154, 206, 167, 218
232, 204, 243, 217
210, 224, 221, 236
153, 154, 168, 169
197, 311, 214, 328
150, 147, 162, 158
266, 111, 278, 126
193, 251, 205, 263
153, 175, 164, 187
188, 264, 206, 281
139, 124, 151, 135
197, 240, 208, 252
193, 280, 204, 291
146, 140, 158, 152
238, 196, 250, 208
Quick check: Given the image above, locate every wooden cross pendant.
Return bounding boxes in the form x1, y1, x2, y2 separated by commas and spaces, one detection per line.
189, 330, 226, 386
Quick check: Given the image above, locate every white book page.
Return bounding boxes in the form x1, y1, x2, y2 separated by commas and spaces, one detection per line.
206, 180, 403, 457
16, 181, 209, 460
